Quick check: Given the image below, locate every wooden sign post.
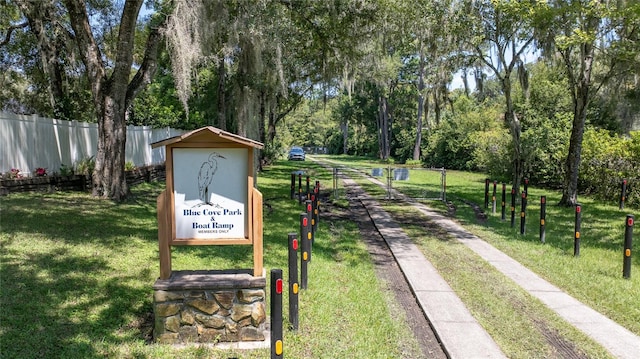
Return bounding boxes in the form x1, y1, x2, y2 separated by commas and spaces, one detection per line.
152, 126, 264, 278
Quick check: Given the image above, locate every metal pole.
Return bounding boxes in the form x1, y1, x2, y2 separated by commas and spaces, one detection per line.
574, 204, 582, 257
540, 196, 546, 243
306, 175, 310, 201
623, 215, 633, 279
270, 269, 283, 359
290, 173, 295, 200
288, 233, 299, 330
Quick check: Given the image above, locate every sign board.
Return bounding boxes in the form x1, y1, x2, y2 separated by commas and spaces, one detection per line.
394, 168, 410, 181
173, 148, 248, 240
152, 127, 264, 279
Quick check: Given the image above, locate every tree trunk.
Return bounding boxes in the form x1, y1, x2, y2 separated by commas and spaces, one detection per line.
341, 120, 348, 155
378, 95, 391, 160
93, 94, 129, 199
502, 75, 523, 194
561, 100, 587, 206
217, 59, 227, 130
413, 94, 423, 161
65, 0, 161, 201
414, 51, 425, 161
560, 57, 593, 206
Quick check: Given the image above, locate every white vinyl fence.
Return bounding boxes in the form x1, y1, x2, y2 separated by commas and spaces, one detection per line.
0, 112, 185, 176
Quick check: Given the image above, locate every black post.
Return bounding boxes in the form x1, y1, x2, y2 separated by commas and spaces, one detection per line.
270, 269, 283, 359
620, 179, 628, 210
288, 233, 299, 330
574, 204, 582, 257
524, 177, 529, 198
484, 178, 490, 209
306, 175, 310, 200
300, 213, 309, 289
623, 215, 633, 279
540, 196, 546, 243
298, 173, 302, 205
333, 167, 338, 197
442, 169, 447, 202
305, 199, 313, 261
501, 183, 506, 221
510, 188, 516, 228
313, 180, 320, 233
290, 173, 295, 200
492, 180, 497, 214
520, 191, 527, 235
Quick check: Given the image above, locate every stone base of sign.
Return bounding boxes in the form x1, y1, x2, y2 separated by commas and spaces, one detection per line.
152, 270, 267, 345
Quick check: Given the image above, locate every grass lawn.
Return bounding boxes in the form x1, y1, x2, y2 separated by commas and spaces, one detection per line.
0, 160, 420, 358
318, 154, 640, 339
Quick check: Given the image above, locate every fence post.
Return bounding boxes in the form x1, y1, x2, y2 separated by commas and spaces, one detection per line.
300, 213, 309, 290
290, 173, 295, 200
620, 179, 627, 210
540, 196, 546, 243
520, 191, 527, 235
305, 200, 313, 261
524, 177, 529, 198
288, 233, 299, 330
298, 173, 302, 205
484, 178, 490, 209
492, 180, 497, 214
574, 204, 582, 257
314, 180, 320, 233
442, 169, 447, 202
270, 269, 283, 359
511, 188, 516, 228
306, 175, 310, 200
333, 168, 339, 198
623, 215, 633, 279
501, 183, 506, 221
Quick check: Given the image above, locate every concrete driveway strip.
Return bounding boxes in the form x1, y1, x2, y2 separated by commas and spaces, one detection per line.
324, 160, 640, 358
344, 178, 507, 359
407, 200, 640, 359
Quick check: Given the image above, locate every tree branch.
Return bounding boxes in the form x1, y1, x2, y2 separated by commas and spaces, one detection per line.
63, 0, 106, 95
126, 21, 165, 109
0, 21, 28, 47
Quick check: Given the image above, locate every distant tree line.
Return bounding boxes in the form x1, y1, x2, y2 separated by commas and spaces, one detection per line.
1, 0, 638, 203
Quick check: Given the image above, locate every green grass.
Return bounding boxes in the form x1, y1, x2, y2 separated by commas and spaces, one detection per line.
1, 161, 420, 358
317, 155, 640, 338
382, 204, 613, 359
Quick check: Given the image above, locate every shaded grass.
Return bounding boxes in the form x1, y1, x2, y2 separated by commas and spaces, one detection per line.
0, 161, 420, 358
320, 155, 640, 338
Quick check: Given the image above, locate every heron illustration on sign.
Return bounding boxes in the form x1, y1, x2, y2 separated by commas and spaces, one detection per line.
197, 152, 226, 206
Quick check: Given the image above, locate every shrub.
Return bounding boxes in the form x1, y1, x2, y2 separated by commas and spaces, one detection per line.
59, 164, 74, 176
579, 128, 639, 206
75, 156, 95, 176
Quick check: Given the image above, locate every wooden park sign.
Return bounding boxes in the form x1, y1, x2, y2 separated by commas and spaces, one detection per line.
152, 126, 264, 279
